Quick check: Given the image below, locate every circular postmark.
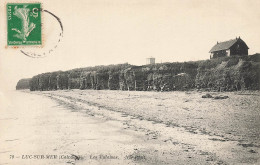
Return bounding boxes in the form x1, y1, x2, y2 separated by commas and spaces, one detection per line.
19, 8, 64, 58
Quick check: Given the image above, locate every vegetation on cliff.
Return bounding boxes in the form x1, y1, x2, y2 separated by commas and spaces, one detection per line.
16, 55, 260, 91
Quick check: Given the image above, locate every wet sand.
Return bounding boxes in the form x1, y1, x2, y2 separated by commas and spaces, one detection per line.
0, 90, 260, 164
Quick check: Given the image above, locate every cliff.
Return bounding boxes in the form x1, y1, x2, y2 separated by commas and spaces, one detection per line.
17, 54, 260, 91
16, 78, 31, 90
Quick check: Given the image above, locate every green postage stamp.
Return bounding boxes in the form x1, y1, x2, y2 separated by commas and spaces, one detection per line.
7, 3, 42, 46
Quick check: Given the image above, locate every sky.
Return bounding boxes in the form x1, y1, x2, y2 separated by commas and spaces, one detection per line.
0, 0, 260, 90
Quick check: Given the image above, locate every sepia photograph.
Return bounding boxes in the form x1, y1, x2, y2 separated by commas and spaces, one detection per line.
0, 0, 260, 164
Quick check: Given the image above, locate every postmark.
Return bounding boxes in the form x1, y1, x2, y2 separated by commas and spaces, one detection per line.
6, 3, 64, 58
19, 9, 64, 58
7, 3, 42, 46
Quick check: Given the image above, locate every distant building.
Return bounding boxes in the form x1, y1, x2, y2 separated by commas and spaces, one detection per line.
209, 37, 249, 59
146, 57, 155, 65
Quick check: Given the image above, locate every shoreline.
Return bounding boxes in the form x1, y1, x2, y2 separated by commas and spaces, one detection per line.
24, 89, 260, 164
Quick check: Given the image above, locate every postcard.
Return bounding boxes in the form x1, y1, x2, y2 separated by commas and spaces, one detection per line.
0, 0, 259, 164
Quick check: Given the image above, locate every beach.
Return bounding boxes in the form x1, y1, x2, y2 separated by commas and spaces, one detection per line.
0, 90, 259, 164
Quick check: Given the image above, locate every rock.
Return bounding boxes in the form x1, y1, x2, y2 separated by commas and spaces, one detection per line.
214, 96, 229, 99
202, 94, 213, 98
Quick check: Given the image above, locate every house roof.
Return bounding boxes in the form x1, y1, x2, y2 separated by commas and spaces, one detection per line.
209, 38, 249, 53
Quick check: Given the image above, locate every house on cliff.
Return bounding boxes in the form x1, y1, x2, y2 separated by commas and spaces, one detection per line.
209, 37, 249, 59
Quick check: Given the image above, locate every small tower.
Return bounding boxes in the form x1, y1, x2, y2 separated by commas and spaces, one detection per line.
146, 57, 155, 65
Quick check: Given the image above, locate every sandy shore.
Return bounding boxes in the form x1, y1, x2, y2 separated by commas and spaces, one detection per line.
1, 90, 259, 164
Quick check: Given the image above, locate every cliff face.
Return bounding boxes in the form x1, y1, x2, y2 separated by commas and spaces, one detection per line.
18, 55, 260, 92
195, 55, 260, 91
16, 78, 31, 90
